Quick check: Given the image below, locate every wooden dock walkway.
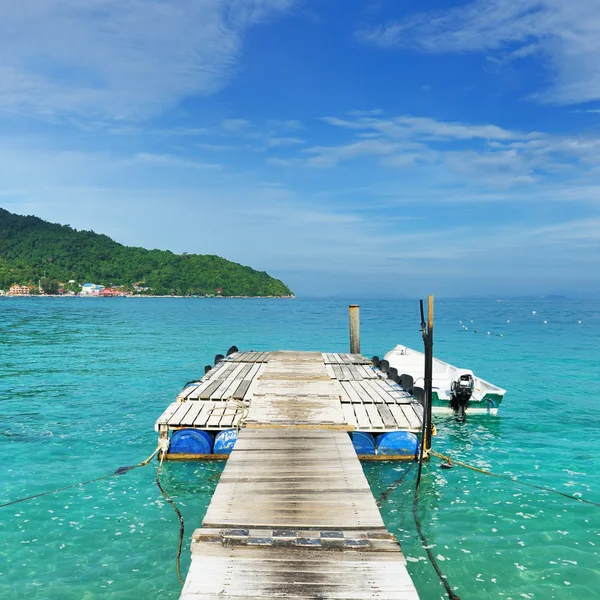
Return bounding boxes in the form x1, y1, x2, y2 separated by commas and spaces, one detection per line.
156, 351, 423, 439
158, 351, 421, 599
181, 429, 419, 599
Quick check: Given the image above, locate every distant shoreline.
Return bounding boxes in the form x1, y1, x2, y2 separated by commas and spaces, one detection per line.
0, 294, 295, 299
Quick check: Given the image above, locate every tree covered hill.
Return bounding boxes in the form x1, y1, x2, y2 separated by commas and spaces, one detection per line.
0, 208, 292, 296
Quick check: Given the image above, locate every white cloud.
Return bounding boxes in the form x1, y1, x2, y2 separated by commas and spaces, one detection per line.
222, 118, 252, 132
267, 137, 304, 147
0, 0, 295, 119
320, 115, 529, 141
361, 0, 600, 105
271, 113, 600, 193
131, 153, 221, 170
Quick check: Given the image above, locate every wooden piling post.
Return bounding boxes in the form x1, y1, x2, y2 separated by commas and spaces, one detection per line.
349, 304, 360, 354
424, 295, 434, 451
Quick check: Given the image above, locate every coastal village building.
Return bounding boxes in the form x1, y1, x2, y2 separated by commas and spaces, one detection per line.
9, 284, 31, 295
79, 283, 104, 296
100, 287, 117, 297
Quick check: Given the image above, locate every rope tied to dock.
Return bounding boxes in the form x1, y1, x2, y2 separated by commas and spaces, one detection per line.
155, 451, 186, 586
0, 444, 163, 509
431, 449, 600, 508
204, 397, 250, 433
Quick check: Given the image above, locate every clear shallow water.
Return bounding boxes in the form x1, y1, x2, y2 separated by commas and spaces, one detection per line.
1, 297, 599, 599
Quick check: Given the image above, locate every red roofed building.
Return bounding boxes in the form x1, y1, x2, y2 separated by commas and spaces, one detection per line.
100, 287, 117, 297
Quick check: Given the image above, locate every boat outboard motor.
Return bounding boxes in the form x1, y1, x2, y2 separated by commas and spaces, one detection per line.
204, 365, 212, 375
226, 345, 239, 357
388, 367, 399, 382
214, 353, 225, 366
371, 356, 380, 368
450, 373, 475, 419
379, 359, 390, 374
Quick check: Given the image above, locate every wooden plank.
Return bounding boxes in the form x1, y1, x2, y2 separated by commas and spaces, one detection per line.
244, 362, 261, 383
186, 378, 216, 400
388, 404, 410, 430
193, 403, 212, 428
363, 380, 393, 404
376, 402, 397, 429
199, 379, 226, 400
356, 364, 377, 379
332, 364, 343, 380
396, 403, 422, 429
348, 365, 363, 381
340, 365, 353, 381
340, 381, 363, 404
213, 363, 247, 399
364, 403, 385, 429
341, 404, 358, 429
350, 380, 377, 404
168, 402, 194, 426
324, 363, 336, 379
155, 402, 181, 428
207, 403, 227, 428
204, 361, 233, 379
352, 403, 371, 429
178, 384, 200, 400
231, 379, 252, 400
374, 380, 413, 402
180, 402, 205, 427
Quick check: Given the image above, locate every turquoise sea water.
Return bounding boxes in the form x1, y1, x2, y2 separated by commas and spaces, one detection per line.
1, 297, 599, 599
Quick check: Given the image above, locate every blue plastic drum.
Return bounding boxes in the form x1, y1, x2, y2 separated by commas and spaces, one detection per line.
350, 431, 376, 455
213, 429, 238, 455
376, 432, 419, 456
169, 429, 213, 454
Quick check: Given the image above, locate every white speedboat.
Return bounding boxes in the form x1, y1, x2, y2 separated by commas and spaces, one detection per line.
384, 345, 506, 416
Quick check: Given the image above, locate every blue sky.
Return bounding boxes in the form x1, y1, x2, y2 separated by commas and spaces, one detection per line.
2, 0, 600, 297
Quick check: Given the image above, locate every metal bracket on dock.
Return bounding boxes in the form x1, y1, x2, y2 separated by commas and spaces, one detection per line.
191, 528, 402, 553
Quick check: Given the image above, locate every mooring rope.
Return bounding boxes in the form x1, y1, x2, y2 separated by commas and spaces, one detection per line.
431, 449, 600, 508
414, 445, 461, 600
155, 451, 186, 586
0, 444, 162, 509
376, 464, 415, 507
205, 398, 249, 433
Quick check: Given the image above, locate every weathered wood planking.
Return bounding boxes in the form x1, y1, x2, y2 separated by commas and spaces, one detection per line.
162, 350, 423, 434
181, 544, 419, 600
181, 428, 420, 599
227, 351, 271, 363
322, 352, 373, 365
203, 429, 385, 530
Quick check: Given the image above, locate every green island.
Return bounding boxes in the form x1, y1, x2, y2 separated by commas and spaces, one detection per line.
0, 208, 292, 297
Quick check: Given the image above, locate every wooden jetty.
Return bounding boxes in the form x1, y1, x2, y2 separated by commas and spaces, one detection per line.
156, 351, 424, 447
156, 349, 422, 599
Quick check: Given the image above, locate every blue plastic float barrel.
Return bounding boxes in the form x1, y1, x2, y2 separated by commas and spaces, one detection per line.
376, 432, 419, 456
213, 429, 238, 455
350, 431, 376, 455
169, 429, 213, 454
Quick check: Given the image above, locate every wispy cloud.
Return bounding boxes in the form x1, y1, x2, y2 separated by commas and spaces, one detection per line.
360, 0, 600, 105
131, 153, 221, 170
269, 113, 600, 193
267, 137, 305, 147
0, 0, 295, 119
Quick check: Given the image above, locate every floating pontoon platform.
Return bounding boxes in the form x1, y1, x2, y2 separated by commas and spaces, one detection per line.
157, 350, 421, 599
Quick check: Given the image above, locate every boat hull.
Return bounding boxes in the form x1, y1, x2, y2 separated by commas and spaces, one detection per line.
384, 344, 506, 415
